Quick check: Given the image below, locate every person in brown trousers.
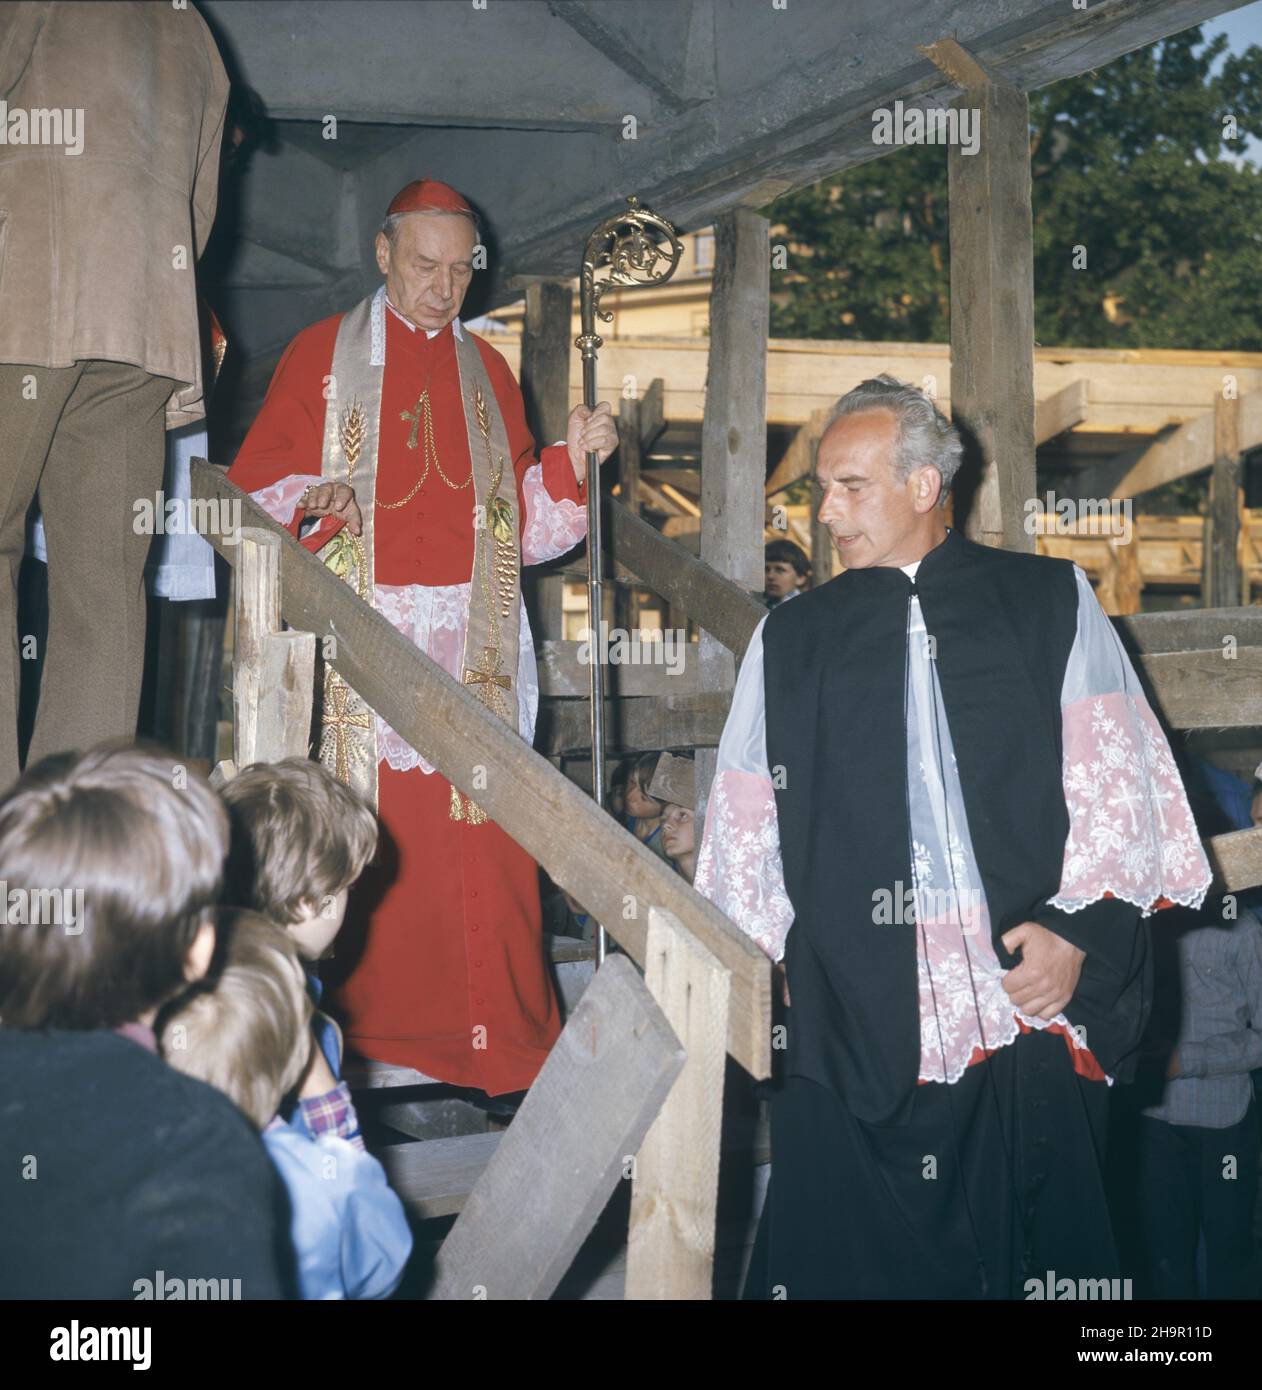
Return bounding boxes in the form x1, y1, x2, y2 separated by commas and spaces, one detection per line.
0, 2, 229, 787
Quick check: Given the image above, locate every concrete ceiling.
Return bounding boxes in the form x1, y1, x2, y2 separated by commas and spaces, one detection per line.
198, 0, 1250, 382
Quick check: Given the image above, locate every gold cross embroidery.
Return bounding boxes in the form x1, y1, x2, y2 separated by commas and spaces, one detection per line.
400, 392, 428, 451
463, 645, 512, 715
322, 673, 373, 783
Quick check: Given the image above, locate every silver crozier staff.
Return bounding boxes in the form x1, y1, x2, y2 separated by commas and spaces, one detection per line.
575, 196, 683, 965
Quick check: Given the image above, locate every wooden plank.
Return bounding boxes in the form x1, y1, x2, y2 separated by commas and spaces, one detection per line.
947, 71, 1036, 552
1138, 648, 1262, 730
1206, 395, 1243, 608
1035, 378, 1089, 445
1207, 826, 1262, 895
537, 639, 699, 697
626, 909, 731, 1300
1115, 606, 1262, 654
540, 691, 729, 755
192, 461, 771, 1078
379, 1132, 502, 1223
488, 331, 1262, 432
431, 955, 684, 1300
607, 498, 765, 660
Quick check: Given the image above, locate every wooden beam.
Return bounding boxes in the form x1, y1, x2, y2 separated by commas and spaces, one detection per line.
1078, 393, 1262, 501
1207, 826, 1262, 895
379, 1131, 502, 1223
1035, 378, 1090, 445
700, 209, 768, 597
1116, 605, 1262, 653
698, 208, 768, 813
639, 377, 666, 451
947, 67, 1036, 551
626, 909, 730, 1300
231, 529, 315, 766
519, 278, 575, 645
431, 955, 684, 1300
517, 278, 574, 446
607, 498, 766, 660
537, 639, 699, 698
192, 461, 771, 1078
1205, 395, 1243, 608
765, 406, 831, 496
1138, 648, 1262, 730
540, 691, 729, 755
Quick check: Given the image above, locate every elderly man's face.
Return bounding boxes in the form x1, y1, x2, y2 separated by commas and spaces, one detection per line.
374, 212, 476, 332
816, 408, 941, 569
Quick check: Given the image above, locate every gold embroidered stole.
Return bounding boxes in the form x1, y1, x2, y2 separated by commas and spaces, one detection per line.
314, 289, 521, 820
450, 330, 522, 822
318, 291, 381, 808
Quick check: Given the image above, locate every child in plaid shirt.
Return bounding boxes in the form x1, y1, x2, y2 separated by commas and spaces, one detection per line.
160, 914, 411, 1299
221, 757, 378, 1142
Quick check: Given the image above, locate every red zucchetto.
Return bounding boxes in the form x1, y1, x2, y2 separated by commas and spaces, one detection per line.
386, 179, 473, 217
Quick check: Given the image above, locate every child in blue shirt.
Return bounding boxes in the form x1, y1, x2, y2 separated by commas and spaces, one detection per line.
160, 912, 411, 1299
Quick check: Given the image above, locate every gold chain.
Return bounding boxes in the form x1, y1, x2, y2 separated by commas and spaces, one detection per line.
378, 389, 472, 509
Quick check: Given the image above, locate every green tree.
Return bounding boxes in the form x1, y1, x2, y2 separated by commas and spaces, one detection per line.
767, 27, 1262, 351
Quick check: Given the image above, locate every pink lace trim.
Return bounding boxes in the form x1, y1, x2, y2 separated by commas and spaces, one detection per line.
521, 462, 586, 565
695, 770, 794, 962
1053, 693, 1211, 916
249, 474, 324, 528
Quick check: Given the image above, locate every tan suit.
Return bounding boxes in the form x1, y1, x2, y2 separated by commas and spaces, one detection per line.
0, 2, 228, 784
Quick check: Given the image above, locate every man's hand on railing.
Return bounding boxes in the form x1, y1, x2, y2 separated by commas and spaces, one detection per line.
300, 481, 363, 537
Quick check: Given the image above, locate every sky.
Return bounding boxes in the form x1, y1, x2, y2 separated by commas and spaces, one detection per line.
1202, 0, 1262, 160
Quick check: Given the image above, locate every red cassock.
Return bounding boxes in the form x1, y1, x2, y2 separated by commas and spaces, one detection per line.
229, 304, 587, 1094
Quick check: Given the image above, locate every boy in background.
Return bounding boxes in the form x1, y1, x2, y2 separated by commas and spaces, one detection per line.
763, 539, 809, 609
0, 745, 284, 1298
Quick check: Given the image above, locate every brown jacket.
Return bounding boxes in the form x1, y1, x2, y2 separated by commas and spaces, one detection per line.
0, 2, 229, 427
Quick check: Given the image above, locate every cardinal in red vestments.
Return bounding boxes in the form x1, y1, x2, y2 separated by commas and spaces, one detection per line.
229, 179, 617, 1095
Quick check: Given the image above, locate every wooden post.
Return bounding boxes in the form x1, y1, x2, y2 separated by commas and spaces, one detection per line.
1206, 394, 1243, 608
519, 277, 575, 644
616, 395, 643, 634
431, 954, 684, 1300
232, 528, 316, 766
932, 40, 1036, 552
811, 470, 833, 586
626, 908, 732, 1299
697, 208, 768, 815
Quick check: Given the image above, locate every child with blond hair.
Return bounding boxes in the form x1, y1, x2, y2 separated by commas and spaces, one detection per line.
161, 912, 411, 1300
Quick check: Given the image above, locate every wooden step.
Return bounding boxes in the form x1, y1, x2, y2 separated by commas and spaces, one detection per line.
378, 1130, 503, 1222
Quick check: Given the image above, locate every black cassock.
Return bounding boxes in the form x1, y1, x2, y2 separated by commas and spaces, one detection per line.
696, 528, 1211, 1298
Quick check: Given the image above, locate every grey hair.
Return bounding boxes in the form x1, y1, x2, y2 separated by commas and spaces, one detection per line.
381, 207, 481, 246
827, 374, 962, 507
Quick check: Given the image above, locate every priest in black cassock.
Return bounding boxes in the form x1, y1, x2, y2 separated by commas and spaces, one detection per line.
696, 374, 1212, 1299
